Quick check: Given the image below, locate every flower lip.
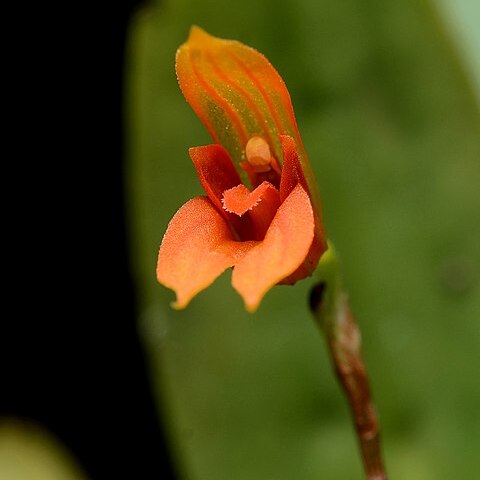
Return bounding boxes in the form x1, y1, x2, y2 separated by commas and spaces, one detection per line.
222, 181, 281, 241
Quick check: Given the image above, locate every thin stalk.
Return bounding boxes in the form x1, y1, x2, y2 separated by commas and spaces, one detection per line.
309, 245, 388, 479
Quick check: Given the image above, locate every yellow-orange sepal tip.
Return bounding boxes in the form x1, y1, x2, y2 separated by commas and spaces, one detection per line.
175, 26, 304, 170
186, 25, 218, 48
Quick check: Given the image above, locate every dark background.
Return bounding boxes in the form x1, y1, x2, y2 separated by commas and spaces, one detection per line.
3, 1, 176, 478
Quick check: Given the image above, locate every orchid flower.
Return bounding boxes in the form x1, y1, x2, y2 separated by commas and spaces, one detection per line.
157, 27, 327, 312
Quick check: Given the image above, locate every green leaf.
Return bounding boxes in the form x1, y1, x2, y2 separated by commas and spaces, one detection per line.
126, 1, 480, 479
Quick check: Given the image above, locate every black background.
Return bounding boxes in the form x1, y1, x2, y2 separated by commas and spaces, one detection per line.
3, 1, 176, 478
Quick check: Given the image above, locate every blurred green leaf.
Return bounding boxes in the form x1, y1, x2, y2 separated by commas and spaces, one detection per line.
126, 0, 480, 478
0, 418, 87, 480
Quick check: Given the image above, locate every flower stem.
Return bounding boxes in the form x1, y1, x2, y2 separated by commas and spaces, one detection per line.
309, 246, 388, 479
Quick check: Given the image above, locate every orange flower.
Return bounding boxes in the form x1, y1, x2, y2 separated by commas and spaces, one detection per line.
157, 27, 327, 312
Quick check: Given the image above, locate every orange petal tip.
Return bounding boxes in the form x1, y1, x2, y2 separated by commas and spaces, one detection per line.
185, 25, 218, 48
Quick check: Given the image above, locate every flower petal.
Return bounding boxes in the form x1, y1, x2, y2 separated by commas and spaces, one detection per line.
157, 196, 255, 308
278, 135, 328, 283
176, 27, 304, 170
279, 134, 310, 201
190, 144, 258, 240
231, 183, 315, 312
189, 144, 241, 211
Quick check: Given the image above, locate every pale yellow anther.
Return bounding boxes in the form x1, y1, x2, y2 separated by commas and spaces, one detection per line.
245, 136, 272, 173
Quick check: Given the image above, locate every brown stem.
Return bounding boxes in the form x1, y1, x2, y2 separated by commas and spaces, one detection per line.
310, 283, 387, 480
